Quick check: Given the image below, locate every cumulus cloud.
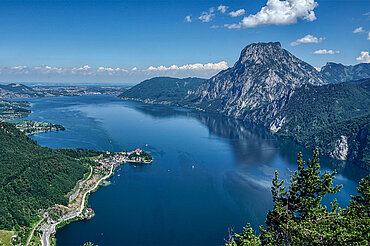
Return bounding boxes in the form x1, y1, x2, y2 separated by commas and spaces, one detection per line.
0, 64, 132, 76
225, 0, 318, 29
199, 8, 216, 22
356, 51, 370, 63
217, 5, 228, 13
353, 27, 365, 33
313, 49, 340, 55
146, 61, 228, 72
185, 15, 192, 22
290, 34, 325, 46
229, 9, 246, 17
0, 62, 229, 78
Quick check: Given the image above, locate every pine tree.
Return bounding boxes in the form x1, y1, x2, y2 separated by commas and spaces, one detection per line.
227, 149, 369, 245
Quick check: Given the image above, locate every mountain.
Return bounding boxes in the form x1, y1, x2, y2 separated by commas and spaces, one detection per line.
275, 79, 370, 167
118, 77, 206, 104
0, 83, 45, 98
0, 83, 127, 99
117, 42, 369, 167
0, 122, 88, 229
320, 62, 370, 84
188, 42, 325, 121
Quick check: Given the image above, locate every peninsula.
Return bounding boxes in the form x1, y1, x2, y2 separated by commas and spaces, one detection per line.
0, 122, 152, 246
33, 150, 152, 246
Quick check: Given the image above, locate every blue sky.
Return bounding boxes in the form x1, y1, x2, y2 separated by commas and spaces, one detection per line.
0, 0, 369, 84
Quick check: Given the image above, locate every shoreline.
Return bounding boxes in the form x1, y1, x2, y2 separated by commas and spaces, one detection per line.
27, 152, 152, 246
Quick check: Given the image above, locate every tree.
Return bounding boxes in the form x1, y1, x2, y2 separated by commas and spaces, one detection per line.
228, 149, 370, 245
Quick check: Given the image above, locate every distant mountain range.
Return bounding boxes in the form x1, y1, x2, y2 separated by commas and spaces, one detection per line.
321, 62, 370, 84
118, 42, 370, 169
0, 83, 127, 99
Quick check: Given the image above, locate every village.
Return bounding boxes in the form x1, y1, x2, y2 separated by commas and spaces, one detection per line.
78, 149, 153, 220
93, 148, 153, 175
20, 148, 153, 246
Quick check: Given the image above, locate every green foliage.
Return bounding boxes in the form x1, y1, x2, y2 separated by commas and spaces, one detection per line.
226, 224, 260, 246
118, 77, 206, 104
56, 148, 102, 159
228, 150, 370, 245
82, 242, 96, 246
0, 122, 88, 230
278, 79, 370, 167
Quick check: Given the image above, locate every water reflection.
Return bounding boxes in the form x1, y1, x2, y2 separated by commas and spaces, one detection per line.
132, 102, 367, 183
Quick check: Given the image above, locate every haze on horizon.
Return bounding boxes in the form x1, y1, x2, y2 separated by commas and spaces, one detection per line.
0, 0, 369, 84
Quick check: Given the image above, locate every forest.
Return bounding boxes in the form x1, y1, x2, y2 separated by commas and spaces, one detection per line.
0, 122, 89, 230
278, 79, 370, 168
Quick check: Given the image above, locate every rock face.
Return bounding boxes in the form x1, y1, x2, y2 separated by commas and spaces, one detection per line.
190, 42, 325, 122
320, 62, 370, 84
330, 136, 349, 160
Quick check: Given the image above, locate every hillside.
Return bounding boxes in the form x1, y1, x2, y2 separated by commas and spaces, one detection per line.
118, 77, 206, 104
0, 83, 45, 98
0, 122, 88, 229
275, 79, 370, 166
320, 62, 370, 84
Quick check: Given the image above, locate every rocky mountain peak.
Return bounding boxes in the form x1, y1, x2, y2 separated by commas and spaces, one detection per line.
190, 42, 325, 121
238, 42, 283, 65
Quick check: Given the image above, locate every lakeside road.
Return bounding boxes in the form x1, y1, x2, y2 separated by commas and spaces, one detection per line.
69, 166, 93, 203
41, 164, 115, 246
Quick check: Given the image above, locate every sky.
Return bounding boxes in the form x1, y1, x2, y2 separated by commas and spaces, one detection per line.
0, 0, 369, 84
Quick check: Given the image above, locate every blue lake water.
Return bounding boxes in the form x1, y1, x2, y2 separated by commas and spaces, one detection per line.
17, 95, 368, 245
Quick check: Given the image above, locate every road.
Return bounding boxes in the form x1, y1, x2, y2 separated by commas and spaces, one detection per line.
69, 166, 93, 202
40, 164, 114, 246
25, 217, 45, 246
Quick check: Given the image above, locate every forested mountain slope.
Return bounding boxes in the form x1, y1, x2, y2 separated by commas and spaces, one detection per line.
0, 122, 88, 229
275, 79, 370, 167
118, 77, 206, 104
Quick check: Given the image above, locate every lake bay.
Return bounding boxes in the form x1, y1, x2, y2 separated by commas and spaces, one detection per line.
19, 95, 367, 246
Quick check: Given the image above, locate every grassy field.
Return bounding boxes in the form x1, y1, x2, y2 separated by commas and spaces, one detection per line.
0, 230, 13, 246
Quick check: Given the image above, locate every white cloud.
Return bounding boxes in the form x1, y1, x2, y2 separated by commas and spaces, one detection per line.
217, 5, 228, 13
229, 9, 246, 17
225, 0, 318, 29
199, 8, 216, 22
97, 67, 128, 74
356, 51, 370, 63
0, 62, 230, 83
353, 27, 365, 33
290, 34, 325, 46
146, 61, 228, 72
185, 15, 192, 22
313, 49, 340, 55
368, 32, 370, 40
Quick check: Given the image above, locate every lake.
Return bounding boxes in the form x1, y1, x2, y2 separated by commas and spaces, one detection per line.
19, 95, 367, 245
